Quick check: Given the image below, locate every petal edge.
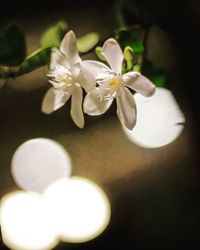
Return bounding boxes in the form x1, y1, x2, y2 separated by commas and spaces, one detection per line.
124, 72, 156, 97
70, 84, 84, 128
101, 38, 123, 74
83, 88, 113, 116
116, 87, 137, 130
42, 87, 71, 114
60, 30, 81, 66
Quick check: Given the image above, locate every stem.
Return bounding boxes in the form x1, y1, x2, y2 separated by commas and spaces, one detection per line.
0, 63, 48, 80
0, 68, 26, 79
143, 25, 150, 61
115, 0, 126, 30
0, 25, 149, 81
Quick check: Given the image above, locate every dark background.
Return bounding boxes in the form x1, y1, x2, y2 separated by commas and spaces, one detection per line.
1, 1, 200, 250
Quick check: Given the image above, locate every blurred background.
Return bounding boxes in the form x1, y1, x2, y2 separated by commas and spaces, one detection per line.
0, 0, 200, 249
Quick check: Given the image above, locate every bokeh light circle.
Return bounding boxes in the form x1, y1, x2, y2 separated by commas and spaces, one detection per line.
11, 138, 72, 193
0, 191, 59, 250
123, 87, 185, 148
44, 176, 111, 243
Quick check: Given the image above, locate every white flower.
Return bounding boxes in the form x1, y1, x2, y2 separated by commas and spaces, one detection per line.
42, 30, 95, 128
82, 38, 156, 130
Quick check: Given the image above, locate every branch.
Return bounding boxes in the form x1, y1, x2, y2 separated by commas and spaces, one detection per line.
143, 25, 150, 60
0, 67, 28, 79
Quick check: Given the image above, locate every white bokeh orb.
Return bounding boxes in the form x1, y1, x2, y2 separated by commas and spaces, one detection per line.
11, 138, 72, 193
123, 87, 185, 148
43, 177, 111, 243
0, 191, 59, 250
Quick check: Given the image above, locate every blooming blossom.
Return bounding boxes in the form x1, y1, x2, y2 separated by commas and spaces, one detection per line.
82, 38, 156, 129
42, 30, 95, 128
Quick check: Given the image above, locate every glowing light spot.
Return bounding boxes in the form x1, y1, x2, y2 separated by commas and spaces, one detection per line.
123, 87, 185, 148
0, 191, 58, 250
44, 177, 111, 243
11, 138, 72, 193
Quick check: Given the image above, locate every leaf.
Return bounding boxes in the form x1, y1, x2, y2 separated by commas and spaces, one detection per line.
0, 78, 6, 89
40, 21, 68, 48
116, 29, 144, 54
18, 47, 52, 75
124, 46, 134, 61
124, 46, 134, 71
0, 24, 26, 66
95, 46, 106, 62
133, 64, 142, 73
141, 60, 167, 87
77, 32, 99, 53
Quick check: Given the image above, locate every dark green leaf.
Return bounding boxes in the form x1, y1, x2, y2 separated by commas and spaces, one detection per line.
77, 32, 99, 53
0, 78, 6, 89
141, 60, 167, 87
116, 29, 144, 54
18, 47, 52, 75
40, 21, 68, 48
0, 25, 26, 66
121, 0, 179, 31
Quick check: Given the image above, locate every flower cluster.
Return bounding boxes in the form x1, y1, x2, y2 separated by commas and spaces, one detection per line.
42, 30, 156, 130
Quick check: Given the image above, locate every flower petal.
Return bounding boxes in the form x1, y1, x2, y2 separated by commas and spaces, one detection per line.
83, 88, 113, 116
123, 72, 156, 97
80, 60, 111, 77
42, 87, 71, 114
50, 48, 69, 70
71, 62, 81, 78
101, 38, 123, 74
77, 65, 96, 92
116, 87, 137, 130
60, 30, 81, 66
70, 84, 84, 128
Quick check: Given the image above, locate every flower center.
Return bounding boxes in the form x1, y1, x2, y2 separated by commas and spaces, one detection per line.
109, 77, 121, 91
58, 74, 72, 86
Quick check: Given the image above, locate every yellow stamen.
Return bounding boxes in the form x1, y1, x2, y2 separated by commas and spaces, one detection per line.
58, 75, 72, 85
109, 77, 121, 90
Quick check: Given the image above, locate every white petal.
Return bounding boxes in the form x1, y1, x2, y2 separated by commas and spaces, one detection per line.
71, 62, 81, 78
116, 87, 137, 130
42, 87, 71, 114
50, 48, 69, 70
70, 84, 84, 128
77, 65, 96, 92
60, 30, 81, 66
101, 38, 123, 74
123, 72, 156, 97
83, 88, 113, 116
80, 60, 111, 77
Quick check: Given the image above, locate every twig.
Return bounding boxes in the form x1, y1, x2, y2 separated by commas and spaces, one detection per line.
143, 25, 150, 61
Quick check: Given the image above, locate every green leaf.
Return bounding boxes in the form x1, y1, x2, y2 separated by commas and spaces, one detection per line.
124, 46, 134, 61
95, 46, 106, 62
18, 47, 52, 75
116, 29, 144, 54
124, 46, 134, 71
0, 78, 6, 89
0, 24, 26, 66
40, 21, 68, 48
141, 61, 167, 87
77, 32, 99, 53
133, 64, 142, 73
